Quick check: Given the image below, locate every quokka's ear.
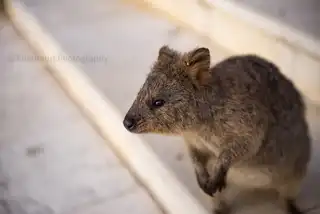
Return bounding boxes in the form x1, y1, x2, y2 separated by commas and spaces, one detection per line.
158, 45, 175, 61
185, 47, 211, 88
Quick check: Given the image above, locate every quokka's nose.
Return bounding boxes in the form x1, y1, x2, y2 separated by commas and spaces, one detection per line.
123, 116, 136, 131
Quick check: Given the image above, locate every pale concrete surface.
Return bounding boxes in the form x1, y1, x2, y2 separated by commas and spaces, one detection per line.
230, 0, 320, 40
18, 0, 320, 212
0, 16, 163, 214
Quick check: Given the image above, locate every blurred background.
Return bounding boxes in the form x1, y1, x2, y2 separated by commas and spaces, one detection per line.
0, 0, 319, 213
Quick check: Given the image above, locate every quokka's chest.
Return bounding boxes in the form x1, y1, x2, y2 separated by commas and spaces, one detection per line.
183, 133, 222, 156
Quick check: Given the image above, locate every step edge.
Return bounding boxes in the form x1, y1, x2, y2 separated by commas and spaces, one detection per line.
210, 0, 320, 58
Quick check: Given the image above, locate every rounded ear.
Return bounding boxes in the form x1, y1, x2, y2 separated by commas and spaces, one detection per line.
185, 47, 211, 88
158, 45, 175, 60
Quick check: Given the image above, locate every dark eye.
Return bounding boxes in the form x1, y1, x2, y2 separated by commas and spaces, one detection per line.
152, 99, 165, 108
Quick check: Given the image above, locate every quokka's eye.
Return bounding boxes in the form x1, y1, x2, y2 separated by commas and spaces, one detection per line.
152, 99, 165, 108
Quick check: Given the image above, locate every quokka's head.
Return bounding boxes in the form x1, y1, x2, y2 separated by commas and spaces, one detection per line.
123, 45, 212, 135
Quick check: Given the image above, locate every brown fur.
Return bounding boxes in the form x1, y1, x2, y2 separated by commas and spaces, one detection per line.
123, 45, 311, 214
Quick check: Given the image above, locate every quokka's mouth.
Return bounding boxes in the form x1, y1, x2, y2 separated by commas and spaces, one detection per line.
129, 122, 150, 134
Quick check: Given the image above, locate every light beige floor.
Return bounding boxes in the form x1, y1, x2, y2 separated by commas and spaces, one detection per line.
0, 16, 163, 214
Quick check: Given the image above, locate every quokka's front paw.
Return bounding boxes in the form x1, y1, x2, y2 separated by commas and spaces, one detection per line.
196, 171, 213, 196
196, 170, 227, 196
209, 174, 227, 194
207, 167, 227, 195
